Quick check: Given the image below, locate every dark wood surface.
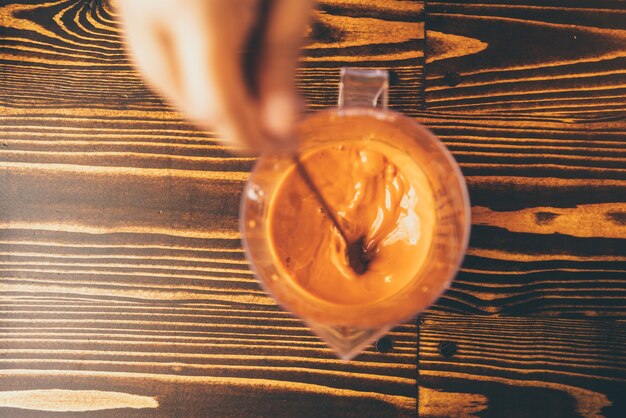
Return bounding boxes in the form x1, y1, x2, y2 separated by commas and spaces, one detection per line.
0, 0, 624, 417
419, 313, 626, 417
420, 1, 626, 417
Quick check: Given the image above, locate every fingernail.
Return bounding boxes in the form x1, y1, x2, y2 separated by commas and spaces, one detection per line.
263, 92, 296, 141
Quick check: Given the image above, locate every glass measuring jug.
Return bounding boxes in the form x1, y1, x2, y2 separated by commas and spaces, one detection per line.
241, 68, 470, 360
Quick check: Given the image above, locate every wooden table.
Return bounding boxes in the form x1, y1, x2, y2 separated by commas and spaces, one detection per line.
1, 0, 625, 416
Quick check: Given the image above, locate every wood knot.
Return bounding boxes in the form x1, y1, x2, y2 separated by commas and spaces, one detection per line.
535, 211, 560, 225
375, 336, 394, 353
438, 341, 457, 358
444, 72, 461, 87
607, 211, 626, 226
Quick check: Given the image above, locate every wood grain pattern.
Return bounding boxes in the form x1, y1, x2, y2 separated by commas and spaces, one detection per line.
420, 1, 626, 416
1, 0, 625, 416
406, 114, 626, 317
419, 313, 626, 417
0, 0, 425, 416
0, 0, 425, 114
424, 0, 626, 119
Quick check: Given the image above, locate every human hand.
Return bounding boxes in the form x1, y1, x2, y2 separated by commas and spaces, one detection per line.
117, 0, 313, 152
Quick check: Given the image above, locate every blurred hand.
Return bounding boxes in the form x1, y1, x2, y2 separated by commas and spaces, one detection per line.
118, 0, 313, 152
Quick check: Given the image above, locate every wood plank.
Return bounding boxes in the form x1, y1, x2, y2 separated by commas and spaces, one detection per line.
0, 0, 425, 416
424, 0, 626, 118
418, 313, 626, 417
0, 371, 414, 417
2, 79, 625, 324
419, 0, 626, 318
2, 104, 626, 313
0, 0, 424, 114
409, 113, 626, 317
421, 2, 626, 416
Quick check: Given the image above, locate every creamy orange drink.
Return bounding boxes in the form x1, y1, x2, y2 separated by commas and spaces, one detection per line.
269, 141, 436, 305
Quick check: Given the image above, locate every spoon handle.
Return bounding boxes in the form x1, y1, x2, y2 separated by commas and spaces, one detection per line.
290, 154, 350, 245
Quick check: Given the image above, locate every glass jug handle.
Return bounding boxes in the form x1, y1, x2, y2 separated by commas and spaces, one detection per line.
338, 68, 389, 109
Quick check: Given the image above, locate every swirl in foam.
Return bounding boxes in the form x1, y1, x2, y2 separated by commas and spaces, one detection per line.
269, 141, 436, 305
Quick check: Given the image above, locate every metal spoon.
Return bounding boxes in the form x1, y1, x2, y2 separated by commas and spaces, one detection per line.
291, 154, 372, 275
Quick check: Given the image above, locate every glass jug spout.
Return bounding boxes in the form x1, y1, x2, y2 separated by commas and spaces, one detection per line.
309, 322, 392, 361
